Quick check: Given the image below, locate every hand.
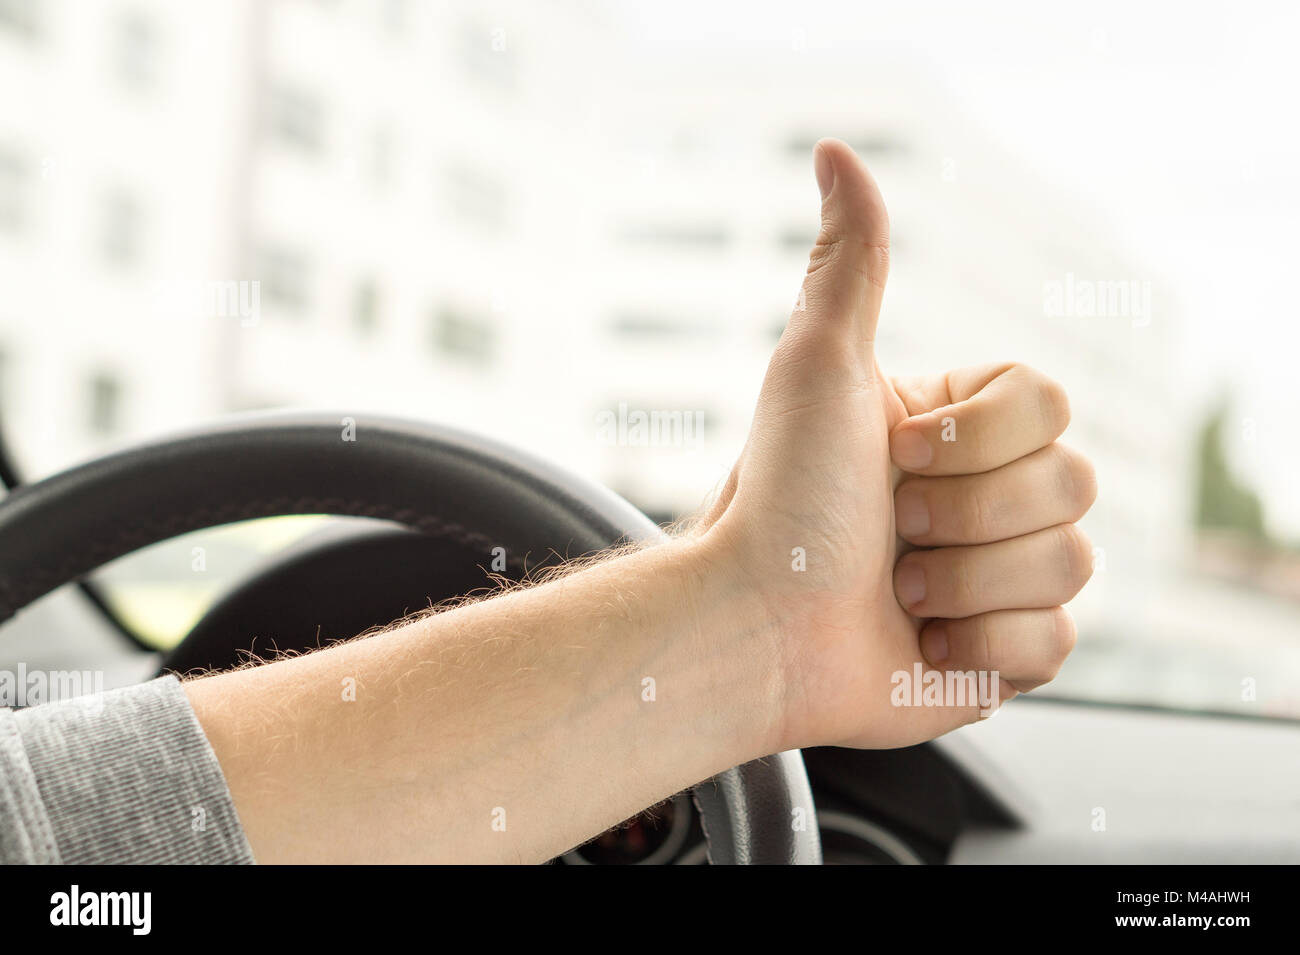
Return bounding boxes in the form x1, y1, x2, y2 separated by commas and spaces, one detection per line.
695, 139, 1098, 751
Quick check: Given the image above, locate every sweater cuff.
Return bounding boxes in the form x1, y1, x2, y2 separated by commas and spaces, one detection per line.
3, 674, 254, 864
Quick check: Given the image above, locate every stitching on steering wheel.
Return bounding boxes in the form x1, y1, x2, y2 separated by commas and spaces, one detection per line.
689, 785, 716, 865
0, 496, 533, 621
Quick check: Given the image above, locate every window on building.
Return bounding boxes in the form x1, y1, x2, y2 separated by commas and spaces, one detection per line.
229, 391, 287, 414
381, 0, 408, 38
454, 18, 515, 92
0, 0, 39, 39
100, 189, 144, 266
432, 306, 494, 364
265, 85, 326, 153
88, 372, 123, 434
784, 133, 909, 159
353, 279, 380, 334
255, 246, 311, 314
369, 125, 393, 187
608, 313, 720, 341
616, 224, 730, 249
0, 147, 28, 232
777, 227, 817, 252
443, 162, 507, 230
111, 10, 158, 89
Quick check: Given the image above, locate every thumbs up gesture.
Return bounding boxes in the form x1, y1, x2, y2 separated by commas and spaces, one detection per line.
696, 139, 1098, 751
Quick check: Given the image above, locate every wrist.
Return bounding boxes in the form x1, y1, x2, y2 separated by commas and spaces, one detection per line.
678, 526, 794, 760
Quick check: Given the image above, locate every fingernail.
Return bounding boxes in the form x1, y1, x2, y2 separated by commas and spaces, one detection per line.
895, 490, 930, 538
814, 143, 834, 199
895, 563, 927, 608
891, 429, 933, 470
922, 626, 949, 663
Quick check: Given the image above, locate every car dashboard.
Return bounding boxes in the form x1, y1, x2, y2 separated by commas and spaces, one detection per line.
562, 696, 1300, 864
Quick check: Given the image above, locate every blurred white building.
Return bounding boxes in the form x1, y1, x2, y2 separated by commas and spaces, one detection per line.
0, 0, 1217, 701
0, 0, 248, 458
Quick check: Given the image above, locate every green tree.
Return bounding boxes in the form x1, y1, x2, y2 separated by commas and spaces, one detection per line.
1195, 403, 1266, 541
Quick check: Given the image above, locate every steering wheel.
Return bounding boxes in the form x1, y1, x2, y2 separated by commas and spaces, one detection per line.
0, 412, 821, 865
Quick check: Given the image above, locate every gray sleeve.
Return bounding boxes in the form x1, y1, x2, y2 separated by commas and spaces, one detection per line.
0, 675, 255, 864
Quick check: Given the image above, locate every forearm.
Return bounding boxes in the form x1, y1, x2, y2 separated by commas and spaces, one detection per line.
183, 533, 785, 864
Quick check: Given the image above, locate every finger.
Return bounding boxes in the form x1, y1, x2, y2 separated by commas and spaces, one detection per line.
893, 523, 1093, 618
918, 607, 1077, 693
789, 138, 890, 361
888, 363, 1070, 475
895, 443, 1098, 546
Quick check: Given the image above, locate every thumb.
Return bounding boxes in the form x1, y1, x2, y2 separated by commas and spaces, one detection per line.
801, 138, 891, 355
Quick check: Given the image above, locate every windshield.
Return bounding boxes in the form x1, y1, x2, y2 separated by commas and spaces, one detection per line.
0, 0, 1296, 719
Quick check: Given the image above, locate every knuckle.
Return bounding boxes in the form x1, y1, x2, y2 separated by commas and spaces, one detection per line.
807, 229, 889, 290
1036, 373, 1072, 435
1049, 606, 1078, 661
806, 232, 841, 276
1056, 444, 1099, 517
970, 442, 998, 474
1056, 523, 1094, 594
959, 406, 998, 472
951, 549, 982, 613
966, 483, 1000, 542
975, 613, 998, 668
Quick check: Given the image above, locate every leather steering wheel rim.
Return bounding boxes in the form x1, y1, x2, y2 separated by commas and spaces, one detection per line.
0, 411, 821, 864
